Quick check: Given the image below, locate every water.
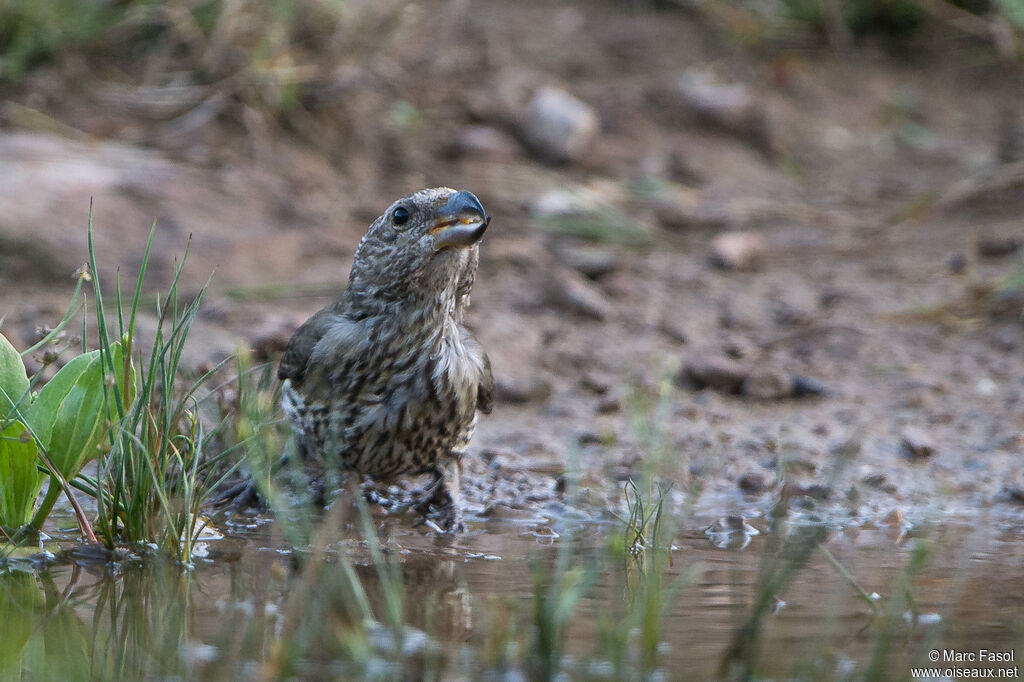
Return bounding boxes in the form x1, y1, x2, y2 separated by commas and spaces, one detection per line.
1, 510, 1022, 680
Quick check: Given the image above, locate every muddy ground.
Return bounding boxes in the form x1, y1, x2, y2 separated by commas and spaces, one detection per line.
1, 0, 1022, 530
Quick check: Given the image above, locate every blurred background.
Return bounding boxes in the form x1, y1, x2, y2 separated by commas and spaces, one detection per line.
0, 0, 1022, 518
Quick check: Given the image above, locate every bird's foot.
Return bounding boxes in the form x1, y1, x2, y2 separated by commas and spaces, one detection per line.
361, 480, 413, 513
414, 507, 464, 533
213, 479, 264, 511
362, 472, 464, 532
411, 483, 464, 533
410, 476, 446, 516
433, 502, 465, 533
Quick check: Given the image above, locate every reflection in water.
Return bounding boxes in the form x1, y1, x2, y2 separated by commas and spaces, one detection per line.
0, 558, 197, 680
0, 514, 1021, 679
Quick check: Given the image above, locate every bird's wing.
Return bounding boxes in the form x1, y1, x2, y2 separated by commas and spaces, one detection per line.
477, 349, 494, 415
461, 327, 494, 415
277, 307, 338, 383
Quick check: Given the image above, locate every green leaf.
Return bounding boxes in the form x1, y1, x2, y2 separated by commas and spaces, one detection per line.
0, 421, 43, 531
32, 342, 135, 480
0, 333, 29, 421
24, 351, 98, 451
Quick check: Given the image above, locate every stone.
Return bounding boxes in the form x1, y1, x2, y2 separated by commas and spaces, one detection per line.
658, 317, 688, 344
792, 375, 832, 398
901, 426, 936, 459
673, 71, 757, 131
862, 473, 895, 493
1000, 486, 1024, 505
542, 266, 612, 320
878, 508, 906, 527
742, 367, 794, 400
709, 230, 767, 271
494, 375, 553, 405
521, 86, 599, 163
737, 472, 766, 493
946, 252, 967, 274
553, 243, 619, 279
580, 370, 613, 394
454, 125, 520, 160
679, 355, 749, 394
782, 482, 832, 500
668, 70, 774, 153
976, 236, 1022, 258
0, 132, 307, 289
652, 189, 733, 232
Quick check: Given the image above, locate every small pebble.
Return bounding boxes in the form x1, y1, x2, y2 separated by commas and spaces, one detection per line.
494, 376, 552, 404
670, 70, 772, 152
679, 354, 748, 394
801, 483, 832, 500
901, 426, 936, 459
976, 236, 1022, 258
742, 367, 794, 400
792, 375, 831, 397
652, 190, 732, 231
521, 86, 599, 163
454, 125, 520, 160
946, 252, 967, 274
1000, 485, 1024, 505
829, 437, 861, 459
553, 243, 619, 280
879, 508, 906, 527
709, 230, 766, 271
991, 325, 1021, 353
737, 472, 766, 493
658, 318, 688, 344
543, 265, 612, 320
580, 370, 613, 394
974, 377, 998, 396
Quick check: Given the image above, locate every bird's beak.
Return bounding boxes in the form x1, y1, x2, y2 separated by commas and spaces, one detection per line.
429, 191, 490, 251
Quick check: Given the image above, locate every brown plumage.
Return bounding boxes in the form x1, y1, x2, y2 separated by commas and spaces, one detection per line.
278, 188, 493, 530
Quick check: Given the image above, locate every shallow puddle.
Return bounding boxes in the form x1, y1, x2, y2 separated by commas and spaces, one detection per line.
2, 509, 1022, 680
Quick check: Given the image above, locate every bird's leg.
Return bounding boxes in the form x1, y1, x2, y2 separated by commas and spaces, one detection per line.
413, 459, 464, 532
410, 472, 444, 514
436, 460, 465, 532
309, 476, 328, 508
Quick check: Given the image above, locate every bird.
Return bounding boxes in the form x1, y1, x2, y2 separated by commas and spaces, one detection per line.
274, 187, 493, 531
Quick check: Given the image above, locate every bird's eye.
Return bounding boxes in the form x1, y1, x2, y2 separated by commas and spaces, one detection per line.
392, 206, 410, 227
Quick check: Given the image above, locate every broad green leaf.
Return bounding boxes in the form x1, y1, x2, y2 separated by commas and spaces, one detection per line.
24, 350, 98, 451
46, 372, 105, 479
0, 333, 29, 421
0, 421, 43, 531
41, 342, 135, 480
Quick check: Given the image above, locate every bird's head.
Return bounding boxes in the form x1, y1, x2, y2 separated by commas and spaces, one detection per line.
347, 188, 490, 314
